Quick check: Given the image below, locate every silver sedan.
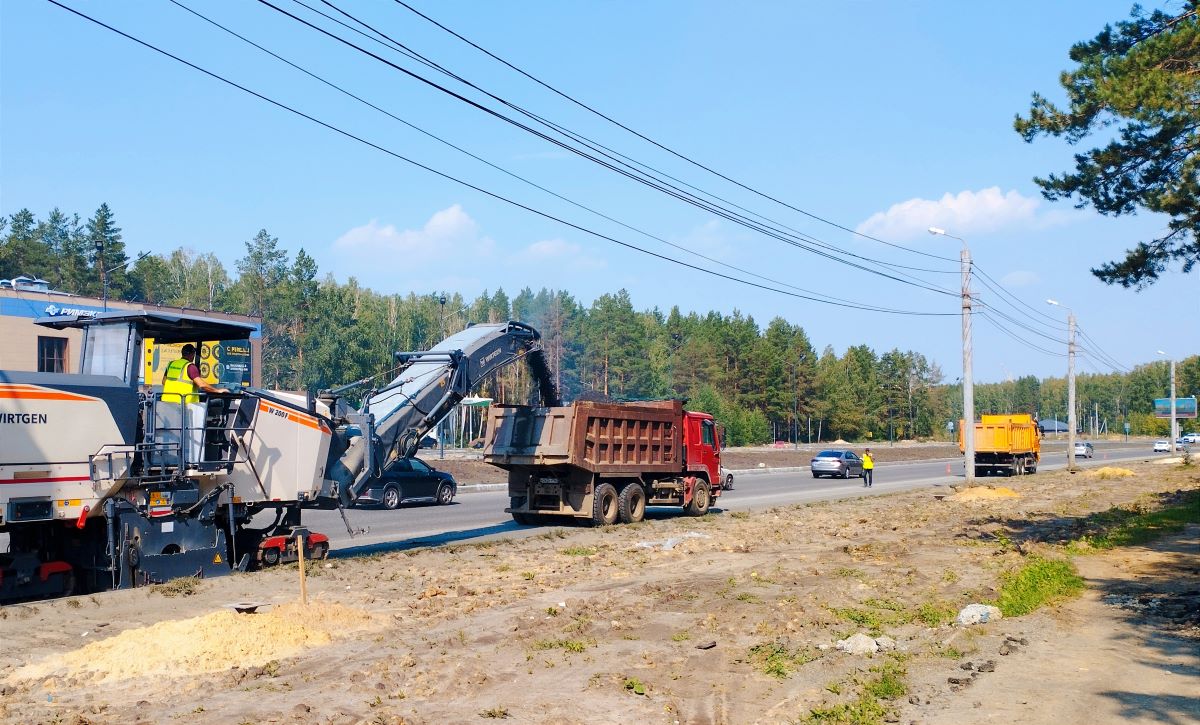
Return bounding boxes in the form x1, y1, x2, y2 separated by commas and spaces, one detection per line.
810, 450, 865, 479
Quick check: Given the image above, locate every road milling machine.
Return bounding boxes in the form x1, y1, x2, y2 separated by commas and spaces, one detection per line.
0, 311, 557, 602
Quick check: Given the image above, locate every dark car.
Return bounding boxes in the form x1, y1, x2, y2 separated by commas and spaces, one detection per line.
357, 457, 457, 509
810, 450, 864, 479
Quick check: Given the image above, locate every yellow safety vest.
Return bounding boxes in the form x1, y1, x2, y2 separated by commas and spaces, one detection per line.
161, 358, 199, 403
863, 454, 874, 470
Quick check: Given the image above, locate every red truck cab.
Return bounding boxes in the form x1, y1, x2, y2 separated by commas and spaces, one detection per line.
683, 411, 723, 486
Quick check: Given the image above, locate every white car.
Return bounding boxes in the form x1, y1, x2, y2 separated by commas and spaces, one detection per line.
1073, 442, 1094, 458
1153, 440, 1178, 453
1181, 433, 1200, 444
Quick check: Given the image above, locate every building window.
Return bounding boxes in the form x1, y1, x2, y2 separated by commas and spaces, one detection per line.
38, 336, 68, 373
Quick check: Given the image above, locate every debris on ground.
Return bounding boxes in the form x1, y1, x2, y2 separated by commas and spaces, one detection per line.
956, 604, 1003, 626
634, 531, 709, 550
949, 486, 1019, 502
1088, 467, 1135, 479
835, 632, 879, 655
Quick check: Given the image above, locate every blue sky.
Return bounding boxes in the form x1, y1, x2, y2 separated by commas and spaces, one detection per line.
2, 0, 1196, 383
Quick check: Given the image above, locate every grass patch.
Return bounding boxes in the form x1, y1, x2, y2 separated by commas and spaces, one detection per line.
479, 706, 511, 719
748, 641, 816, 679
806, 696, 886, 724
994, 556, 1084, 617
730, 511, 750, 520
1069, 490, 1199, 551
671, 631, 690, 642
735, 592, 761, 603
623, 677, 647, 695
561, 546, 598, 556
832, 607, 885, 633
532, 638, 590, 653
916, 600, 956, 627
150, 576, 200, 597
862, 660, 907, 700
833, 567, 864, 579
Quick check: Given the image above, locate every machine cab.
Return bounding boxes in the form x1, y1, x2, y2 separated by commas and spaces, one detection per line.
682, 411, 722, 484
35, 311, 258, 473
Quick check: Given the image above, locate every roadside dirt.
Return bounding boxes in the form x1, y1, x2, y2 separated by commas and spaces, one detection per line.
1, 462, 1195, 725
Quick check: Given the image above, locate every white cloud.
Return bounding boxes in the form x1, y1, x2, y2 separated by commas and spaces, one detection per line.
523, 238, 579, 258
856, 187, 1042, 241
520, 238, 607, 270
1000, 270, 1040, 287
334, 204, 493, 259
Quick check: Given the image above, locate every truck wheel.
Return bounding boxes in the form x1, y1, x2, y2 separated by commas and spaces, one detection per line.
618, 484, 646, 524
592, 483, 619, 526
685, 481, 711, 517
724, 473, 734, 490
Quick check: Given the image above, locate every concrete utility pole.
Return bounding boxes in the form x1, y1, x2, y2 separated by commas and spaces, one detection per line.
929, 227, 974, 482
1158, 351, 1177, 449
1047, 299, 1076, 471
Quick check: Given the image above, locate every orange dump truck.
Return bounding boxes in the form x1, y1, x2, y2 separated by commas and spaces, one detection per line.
958, 414, 1041, 477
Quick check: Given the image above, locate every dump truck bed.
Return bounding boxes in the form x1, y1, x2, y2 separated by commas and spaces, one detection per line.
484, 400, 684, 475
961, 414, 1040, 454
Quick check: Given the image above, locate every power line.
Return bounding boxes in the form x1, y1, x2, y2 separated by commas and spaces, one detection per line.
46, 0, 957, 319
975, 300, 1066, 347
973, 264, 1069, 328
389, 0, 962, 266
977, 311, 1067, 358
263, 0, 960, 295
972, 272, 1066, 334
1076, 326, 1131, 373
165, 0, 909, 314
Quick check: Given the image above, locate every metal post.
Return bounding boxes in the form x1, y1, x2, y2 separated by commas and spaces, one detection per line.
793, 361, 799, 450
1067, 312, 1076, 472
961, 246, 975, 483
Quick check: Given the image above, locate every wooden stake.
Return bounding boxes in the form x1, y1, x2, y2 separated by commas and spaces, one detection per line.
296, 532, 308, 606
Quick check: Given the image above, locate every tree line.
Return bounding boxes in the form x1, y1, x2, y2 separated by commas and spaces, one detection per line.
3, 205, 1196, 443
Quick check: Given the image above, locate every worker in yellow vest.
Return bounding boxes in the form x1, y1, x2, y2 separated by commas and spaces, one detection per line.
862, 448, 875, 488
161, 344, 229, 403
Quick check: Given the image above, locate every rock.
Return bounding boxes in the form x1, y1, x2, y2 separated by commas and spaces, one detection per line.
956, 604, 1002, 626
1005, 635, 1029, 646
976, 660, 996, 673
908, 695, 921, 705
695, 641, 717, 650
875, 635, 897, 651
999, 643, 1014, 656
836, 633, 880, 655
959, 661, 974, 671
292, 704, 312, 715
947, 676, 972, 686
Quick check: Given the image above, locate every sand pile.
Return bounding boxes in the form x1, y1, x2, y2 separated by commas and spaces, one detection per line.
1088, 466, 1136, 479
11, 600, 376, 683
949, 486, 1019, 501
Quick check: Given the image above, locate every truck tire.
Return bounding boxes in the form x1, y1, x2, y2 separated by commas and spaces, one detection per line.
592, 483, 619, 526
618, 483, 646, 524
685, 481, 711, 517
510, 497, 535, 526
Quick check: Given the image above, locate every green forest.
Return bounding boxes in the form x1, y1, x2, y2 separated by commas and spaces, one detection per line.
3, 204, 1196, 444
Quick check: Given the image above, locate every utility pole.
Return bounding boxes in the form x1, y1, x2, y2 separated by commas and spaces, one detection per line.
1067, 311, 1076, 471
929, 227, 974, 482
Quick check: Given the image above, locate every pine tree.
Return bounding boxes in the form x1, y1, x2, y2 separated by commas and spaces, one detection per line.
86, 203, 128, 299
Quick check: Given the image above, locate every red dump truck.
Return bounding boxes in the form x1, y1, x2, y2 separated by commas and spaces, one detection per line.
483, 400, 724, 525
959, 413, 1041, 477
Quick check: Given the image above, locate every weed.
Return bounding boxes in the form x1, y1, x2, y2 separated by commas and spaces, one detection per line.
863, 661, 907, 700
262, 660, 280, 677
833, 567, 864, 579
479, 706, 511, 719
65, 599, 81, 609
623, 677, 647, 695
862, 598, 905, 611
521, 571, 536, 581
748, 641, 815, 679
532, 638, 590, 653
936, 645, 965, 659
831, 607, 884, 634
806, 695, 886, 724
941, 570, 960, 583
150, 576, 200, 598
546, 606, 560, 617
825, 681, 843, 695
735, 592, 761, 603
994, 557, 1084, 617
730, 511, 750, 520
916, 600, 956, 627
561, 546, 598, 556
671, 631, 690, 642
496, 564, 511, 572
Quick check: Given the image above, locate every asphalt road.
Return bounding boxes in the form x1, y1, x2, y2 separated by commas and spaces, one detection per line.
0, 441, 1166, 561
308, 440, 1161, 557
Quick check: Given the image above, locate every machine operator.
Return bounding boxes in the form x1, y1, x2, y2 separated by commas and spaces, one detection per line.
161, 344, 229, 402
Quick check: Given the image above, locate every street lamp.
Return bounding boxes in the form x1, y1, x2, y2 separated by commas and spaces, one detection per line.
928, 226, 975, 482
1157, 350, 1177, 449
1046, 299, 1077, 471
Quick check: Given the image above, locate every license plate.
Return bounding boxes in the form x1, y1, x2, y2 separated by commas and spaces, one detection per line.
535, 482, 560, 496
